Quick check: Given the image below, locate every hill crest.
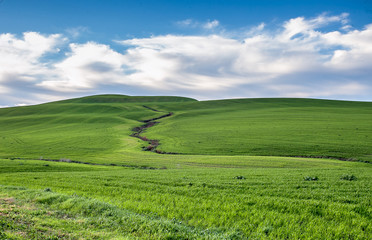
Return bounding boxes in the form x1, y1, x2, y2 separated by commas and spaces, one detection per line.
56, 94, 198, 104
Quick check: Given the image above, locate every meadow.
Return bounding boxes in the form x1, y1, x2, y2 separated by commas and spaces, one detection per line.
0, 95, 371, 239
146, 98, 372, 162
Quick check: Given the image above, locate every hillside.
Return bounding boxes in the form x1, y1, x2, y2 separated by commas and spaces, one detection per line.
0, 95, 371, 163
144, 98, 372, 162
0, 95, 182, 161
1, 95, 371, 239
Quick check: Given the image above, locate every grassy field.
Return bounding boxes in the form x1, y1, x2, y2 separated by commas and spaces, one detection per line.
0, 95, 371, 239
1, 95, 371, 163
0, 95, 195, 162
145, 98, 372, 162
1, 158, 371, 239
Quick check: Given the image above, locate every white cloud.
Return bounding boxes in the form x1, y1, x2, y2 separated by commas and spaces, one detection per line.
39, 42, 127, 91
0, 32, 65, 84
65, 26, 89, 38
251, 23, 265, 32
176, 19, 220, 30
0, 85, 8, 94
268, 82, 369, 99
176, 19, 194, 27
323, 24, 372, 70
15, 103, 28, 107
279, 13, 349, 41
0, 32, 66, 105
120, 35, 244, 90
203, 20, 219, 29
1, 13, 372, 106
117, 13, 371, 95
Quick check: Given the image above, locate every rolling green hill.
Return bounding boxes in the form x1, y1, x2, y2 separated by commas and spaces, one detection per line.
1, 95, 371, 239
145, 98, 372, 162
0, 95, 371, 162
0, 95, 195, 162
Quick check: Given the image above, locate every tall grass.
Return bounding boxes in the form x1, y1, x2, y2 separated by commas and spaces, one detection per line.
1, 158, 370, 239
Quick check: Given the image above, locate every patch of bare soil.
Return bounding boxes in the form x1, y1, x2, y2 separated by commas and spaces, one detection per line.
131, 107, 177, 154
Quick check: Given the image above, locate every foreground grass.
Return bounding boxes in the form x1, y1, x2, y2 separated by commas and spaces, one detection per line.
0, 191, 122, 239
1, 158, 371, 239
1, 186, 236, 239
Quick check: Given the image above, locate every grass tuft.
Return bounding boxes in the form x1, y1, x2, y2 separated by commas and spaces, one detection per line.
234, 176, 245, 179
303, 176, 318, 181
340, 174, 357, 181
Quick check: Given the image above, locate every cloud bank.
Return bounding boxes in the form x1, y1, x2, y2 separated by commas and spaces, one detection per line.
1, 13, 371, 106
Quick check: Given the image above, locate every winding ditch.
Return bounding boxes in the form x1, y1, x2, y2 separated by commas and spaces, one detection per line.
130, 106, 177, 154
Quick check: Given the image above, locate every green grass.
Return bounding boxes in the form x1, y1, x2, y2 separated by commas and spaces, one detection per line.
0, 94, 371, 239
0, 185, 236, 239
0, 159, 371, 239
0, 98, 158, 161
0, 95, 371, 162
145, 98, 372, 162
1, 189, 124, 240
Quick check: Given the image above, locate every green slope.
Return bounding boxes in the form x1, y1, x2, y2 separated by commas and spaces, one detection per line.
0, 95, 371, 162
0, 94, 195, 161
144, 98, 372, 162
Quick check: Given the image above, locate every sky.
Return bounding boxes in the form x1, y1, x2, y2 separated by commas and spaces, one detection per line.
0, 0, 372, 106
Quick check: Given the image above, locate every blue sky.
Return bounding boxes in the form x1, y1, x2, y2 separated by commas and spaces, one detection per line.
0, 0, 371, 106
